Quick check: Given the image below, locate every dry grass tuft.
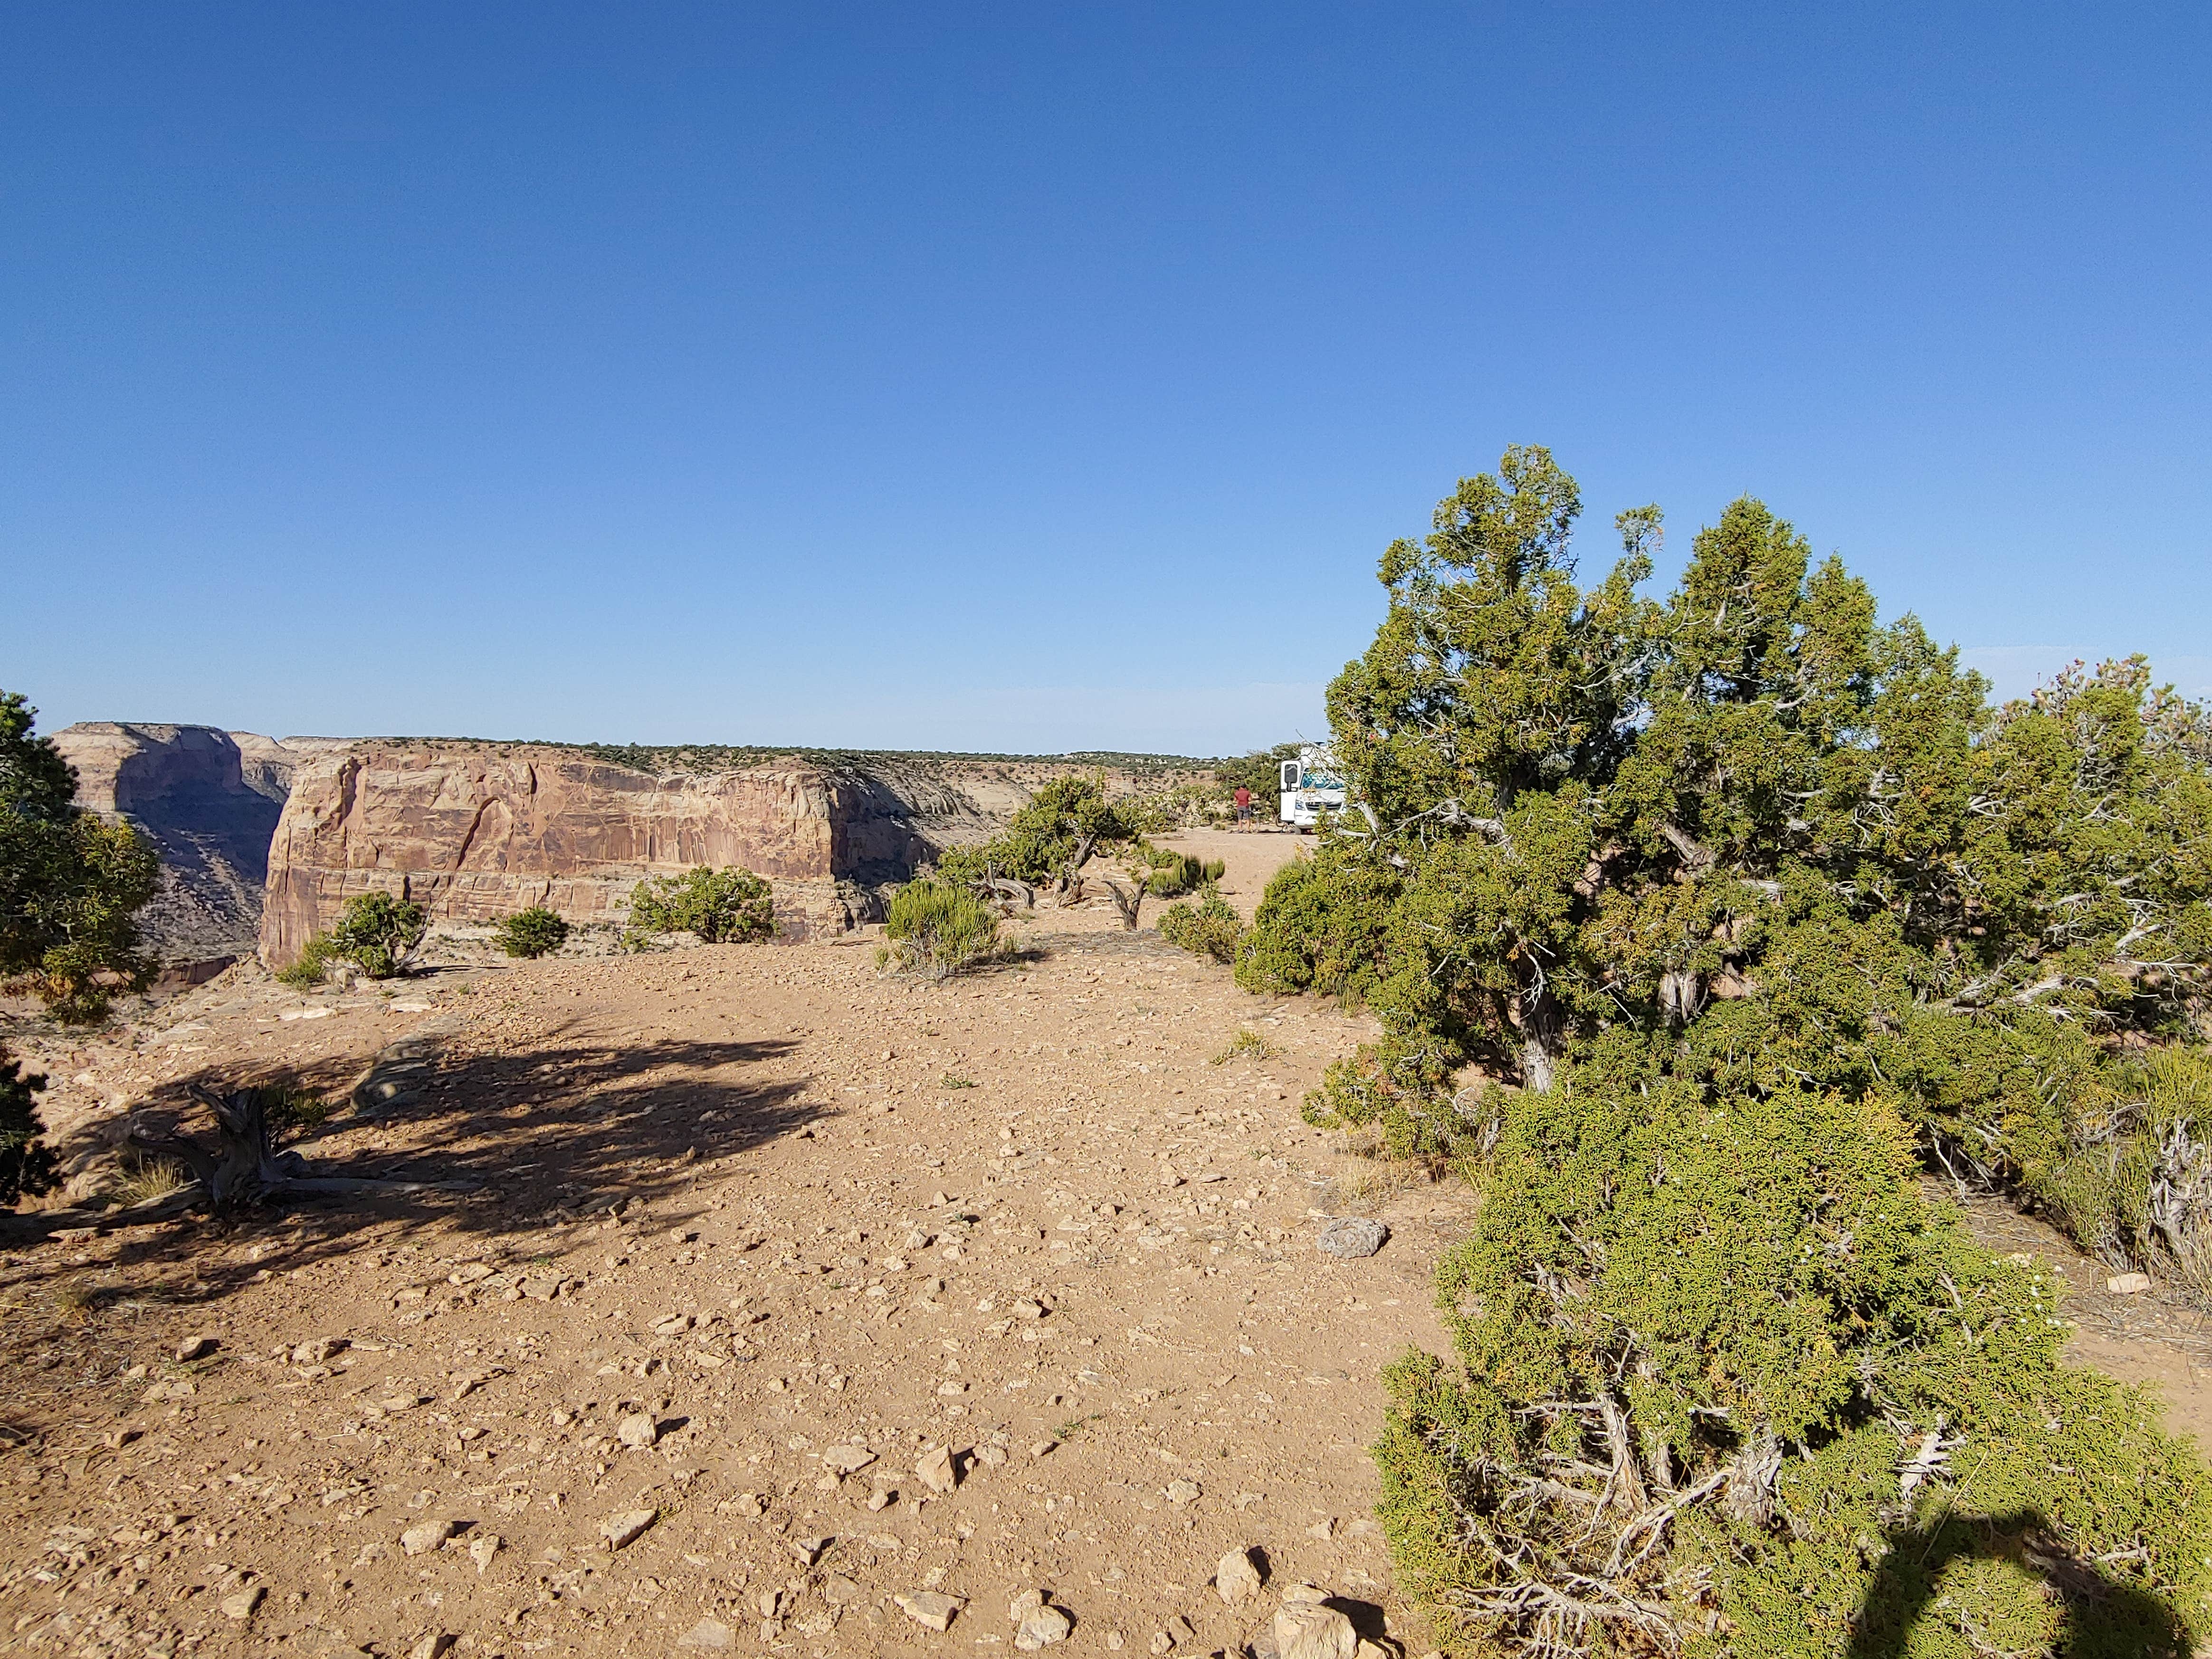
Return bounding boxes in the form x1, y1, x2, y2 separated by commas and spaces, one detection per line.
1210, 1028, 1277, 1066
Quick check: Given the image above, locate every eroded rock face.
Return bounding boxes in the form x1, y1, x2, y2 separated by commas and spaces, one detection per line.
257, 744, 1011, 964
52, 723, 304, 968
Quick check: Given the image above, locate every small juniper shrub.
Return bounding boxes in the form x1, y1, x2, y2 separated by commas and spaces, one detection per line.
275, 934, 335, 989
494, 906, 571, 959
325, 891, 427, 979
625, 867, 775, 949
1157, 888, 1245, 965
876, 880, 1004, 981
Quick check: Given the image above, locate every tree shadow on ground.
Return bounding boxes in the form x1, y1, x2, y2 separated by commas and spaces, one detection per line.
3, 1029, 821, 1323
1848, 1508, 2191, 1659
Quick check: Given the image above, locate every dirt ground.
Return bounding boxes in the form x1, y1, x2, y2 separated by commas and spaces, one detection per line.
1, 825, 2205, 1659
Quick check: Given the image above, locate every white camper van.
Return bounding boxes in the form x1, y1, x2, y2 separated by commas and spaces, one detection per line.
1278, 745, 1347, 830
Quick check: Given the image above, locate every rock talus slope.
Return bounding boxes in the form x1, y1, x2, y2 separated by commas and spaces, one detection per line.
50, 723, 305, 969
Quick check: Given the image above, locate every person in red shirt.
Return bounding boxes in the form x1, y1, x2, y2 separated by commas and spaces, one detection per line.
1234, 785, 1252, 824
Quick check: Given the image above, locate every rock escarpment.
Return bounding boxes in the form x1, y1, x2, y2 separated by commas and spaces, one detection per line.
52, 724, 309, 971
257, 744, 1019, 964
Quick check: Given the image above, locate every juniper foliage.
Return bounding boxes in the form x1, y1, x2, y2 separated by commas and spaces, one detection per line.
626, 866, 775, 945
1247, 451, 2212, 1653
0, 689, 159, 1020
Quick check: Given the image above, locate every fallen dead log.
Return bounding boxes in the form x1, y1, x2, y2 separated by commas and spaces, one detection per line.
119, 1083, 477, 1214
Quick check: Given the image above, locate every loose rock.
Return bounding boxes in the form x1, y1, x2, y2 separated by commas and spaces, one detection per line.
602, 1508, 657, 1549
468, 1534, 501, 1573
617, 1411, 660, 1448
219, 1585, 265, 1621
1164, 1478, 1201, 1505
400, 1519, 455, 1556
916, 1445, 959, 1494
895, 1589, 965, 1631
1316, 1218, 1389, 1259
1273, 1601, 1358, 1659
175, 1335, 217, 1362
677, 1618, 736, 1650
1011, 1587, 1073, 1649
1217, 1546, 1264, 1606
2108, 1271, 2154, 1295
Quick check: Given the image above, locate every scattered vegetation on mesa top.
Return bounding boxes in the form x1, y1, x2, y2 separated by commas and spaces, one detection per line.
567, 742, 1231, 779
1248, 447, 2212, 1651
626, 867, 775, 948
877, 880, 1005, 981
0, 688, 160, 1023
494, 906, 571, 959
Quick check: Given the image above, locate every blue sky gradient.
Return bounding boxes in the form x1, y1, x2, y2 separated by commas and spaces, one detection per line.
5, 4, 2207, 753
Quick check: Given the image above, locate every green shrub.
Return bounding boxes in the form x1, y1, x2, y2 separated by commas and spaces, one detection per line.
325, 891, 427, 979
627, 867, 775, 945
1235, 846, 1398, 999
957, 775, 1137, 891
494, 906, 571, 959
0, 1045, 56, 1207
1143, 848, 1207, 897
877, 880, 1003, 980
1158, 889, 1244, 965
276, 933, 335, 988
1280, 450, 2212, 1651
0, 690, 160, 1022
1376, 1055, 2212, 1657
258, 1082, 330, 1138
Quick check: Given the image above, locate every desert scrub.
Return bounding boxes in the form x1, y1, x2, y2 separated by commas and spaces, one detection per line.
1158, 890, 1245, 965
1375, 1051, 2212, 1657
276, 933, 335, 988
626, 866, 775, 946
1234, 846, 1397, 999
325, 891, 427, 979
494, 906, 571, 958
877, 880, 1002, 981
0, 1045, 56, 1207
1142, 848, 1221, 897
1210, 1027, 1276, 1065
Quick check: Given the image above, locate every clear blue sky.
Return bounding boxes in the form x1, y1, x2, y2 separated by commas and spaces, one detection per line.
5, 4, 2208, 755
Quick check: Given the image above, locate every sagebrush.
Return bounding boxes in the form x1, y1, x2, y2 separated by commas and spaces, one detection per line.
877, 880, 1003, 980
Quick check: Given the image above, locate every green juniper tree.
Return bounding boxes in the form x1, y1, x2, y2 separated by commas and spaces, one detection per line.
1243, 453, 2212, 1653
0, 690, 160, 1022
0, 690, 160, 1203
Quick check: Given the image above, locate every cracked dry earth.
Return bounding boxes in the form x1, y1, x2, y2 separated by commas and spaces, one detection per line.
0, 831, 1472, 1659
6, 825, 2209, 1659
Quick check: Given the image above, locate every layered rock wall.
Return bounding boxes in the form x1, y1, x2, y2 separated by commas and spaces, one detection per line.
256, 744, 1020, 963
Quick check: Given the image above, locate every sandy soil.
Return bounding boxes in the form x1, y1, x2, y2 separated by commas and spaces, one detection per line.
0, 825, 2203, 1659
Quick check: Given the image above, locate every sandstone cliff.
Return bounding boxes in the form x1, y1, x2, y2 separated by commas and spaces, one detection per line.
257, 744, 1021, 964
52, 723, 305, 969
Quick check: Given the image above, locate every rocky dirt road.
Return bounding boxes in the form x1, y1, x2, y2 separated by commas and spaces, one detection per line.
1, 827, 2204, 1659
